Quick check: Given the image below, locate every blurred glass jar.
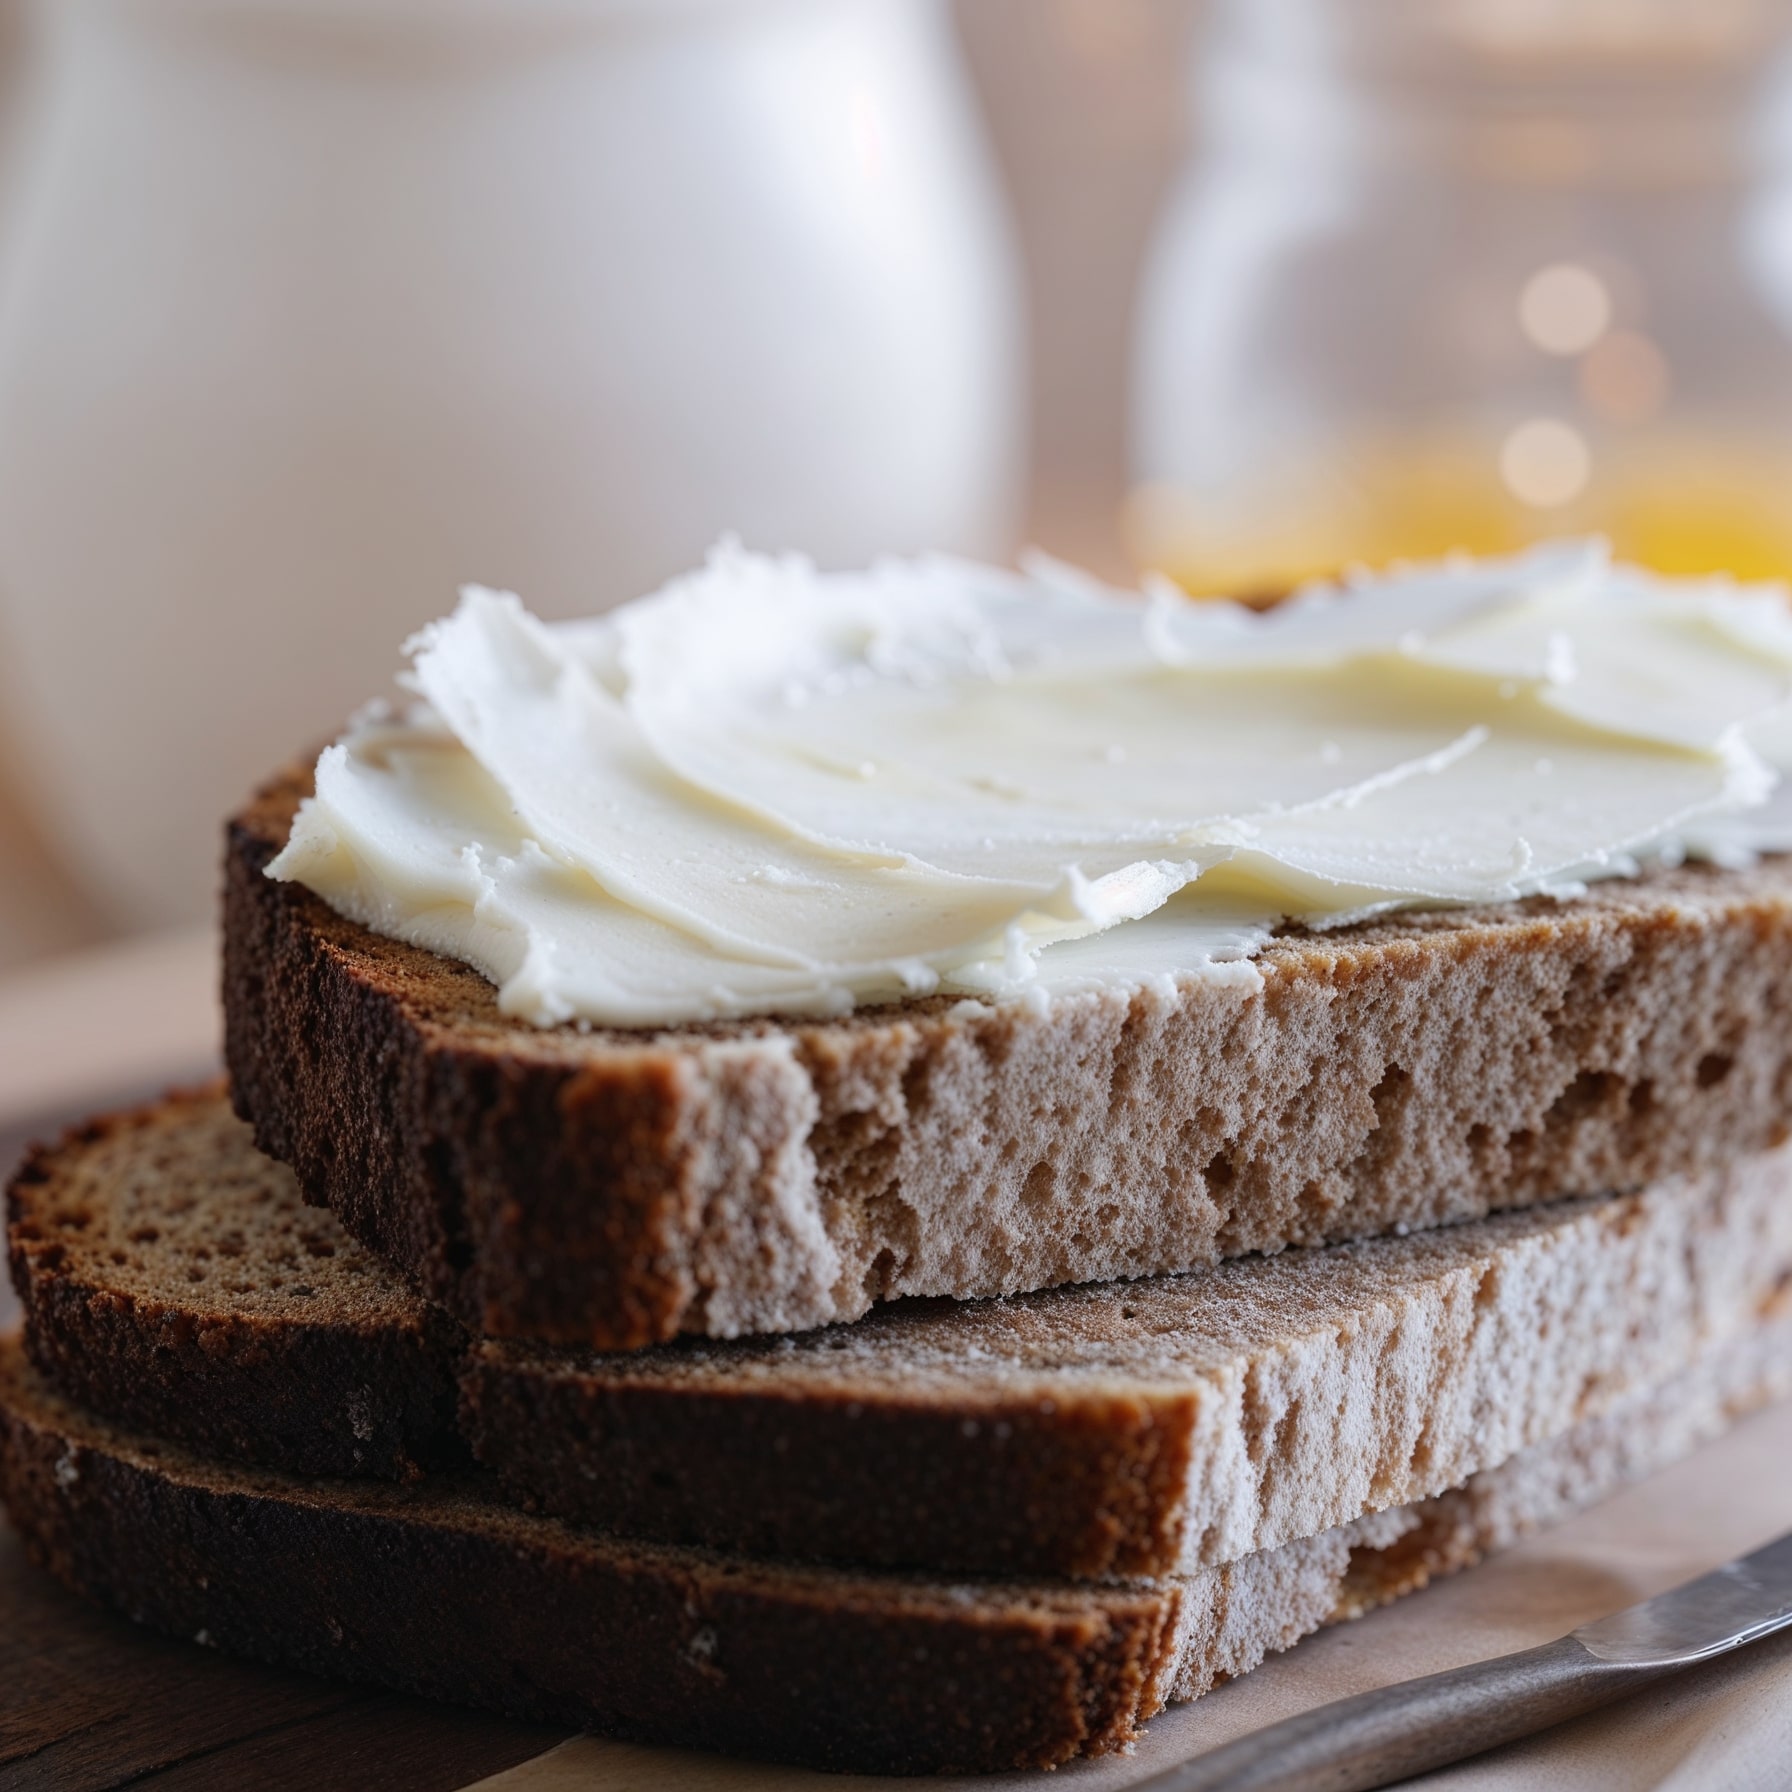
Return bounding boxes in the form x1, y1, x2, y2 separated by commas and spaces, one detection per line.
1131, 0, 1792, 599
0, 0, 1019, 926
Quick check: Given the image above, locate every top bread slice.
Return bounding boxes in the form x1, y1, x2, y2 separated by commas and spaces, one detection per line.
227, 764, 1792, 1350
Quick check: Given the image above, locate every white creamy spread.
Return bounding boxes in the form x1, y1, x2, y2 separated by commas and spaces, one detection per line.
269, 539, 1792, 1027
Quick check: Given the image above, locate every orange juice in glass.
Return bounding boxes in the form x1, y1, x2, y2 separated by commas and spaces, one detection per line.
1132, 0, 1792, 598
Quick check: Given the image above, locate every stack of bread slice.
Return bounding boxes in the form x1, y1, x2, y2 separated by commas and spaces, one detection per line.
5, 770, 1792, 1773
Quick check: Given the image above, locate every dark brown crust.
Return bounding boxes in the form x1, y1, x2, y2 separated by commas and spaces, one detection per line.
225, 775, 701, 1347
8, 1090, 1191, 1567
458, 1356, 1196, 1580
7, 1329, 1787, 1775
0, 1341, 1175, 1774
7, 1091, 466, 1481
29, 1085, 1792, 1586
226, 765, 1792, 1351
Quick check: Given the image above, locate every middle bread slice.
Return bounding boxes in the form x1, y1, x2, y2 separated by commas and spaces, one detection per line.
10, 1084, 1792, 1582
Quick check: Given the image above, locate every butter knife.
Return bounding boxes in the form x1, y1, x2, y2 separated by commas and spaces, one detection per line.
1138, 1527, 1792, 1792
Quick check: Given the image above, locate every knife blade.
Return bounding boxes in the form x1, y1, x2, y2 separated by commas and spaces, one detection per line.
1134, 1527, 1792, 1792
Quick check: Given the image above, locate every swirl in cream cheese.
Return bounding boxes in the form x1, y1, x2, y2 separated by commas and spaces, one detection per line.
269, 539, 1792, 1026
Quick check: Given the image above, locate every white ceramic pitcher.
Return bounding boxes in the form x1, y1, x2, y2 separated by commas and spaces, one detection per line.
0, 0, 1020, 928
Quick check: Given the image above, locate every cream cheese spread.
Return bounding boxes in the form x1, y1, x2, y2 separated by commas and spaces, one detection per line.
269, 539, 1792, 1027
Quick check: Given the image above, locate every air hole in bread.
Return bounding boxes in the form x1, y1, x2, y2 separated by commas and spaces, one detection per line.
1020, 1162, 1055, 1209
1368, 1064, 1411, 1129
1545, 1070, 1619, 1130
1294, 1179, 1331, 1230
1764, 1267, 1792, 1317
1697, 1053, 1734, 1089
1406, 1412, 1440, 1483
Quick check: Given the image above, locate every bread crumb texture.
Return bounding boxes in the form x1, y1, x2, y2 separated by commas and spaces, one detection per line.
17, 1088, 1792, 1581
467, 1142, 1792, 1576
7, 1087, 463, 1478
19, 1090, 1792, 1580
2, 1329, 1784, 1773
228, 767, 1792, 1347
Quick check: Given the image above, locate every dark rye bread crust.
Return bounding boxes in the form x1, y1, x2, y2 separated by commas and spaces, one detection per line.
8, 1336, 1786, 1774
462, 1342, 1191, 1580
10, 1094, 1176, 1575
227, 765, 1792, 1349
7, 1088, 464, 1480
20, 1090, 1792, 1583
0, 1342, 1163, 1774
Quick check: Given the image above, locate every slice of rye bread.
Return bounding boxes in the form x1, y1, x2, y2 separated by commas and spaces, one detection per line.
460, 1141, 1792, 1578
5, 1087, 464, 1479
226, 766, 1792, 1350
16, 1090, 1792, 1581
4, 1332, 1788, 1775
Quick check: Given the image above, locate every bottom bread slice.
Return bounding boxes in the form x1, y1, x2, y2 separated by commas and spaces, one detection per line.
3, 1326, 1788, 1776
